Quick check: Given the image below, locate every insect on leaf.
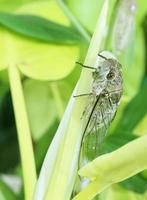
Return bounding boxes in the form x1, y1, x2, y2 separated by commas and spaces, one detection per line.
76, 51, 123, 166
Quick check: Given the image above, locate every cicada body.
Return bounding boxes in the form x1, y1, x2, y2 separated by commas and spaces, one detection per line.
78, 51, 123, 165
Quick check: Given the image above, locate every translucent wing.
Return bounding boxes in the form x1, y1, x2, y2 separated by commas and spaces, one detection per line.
80, 92, 119, 165
82, 122, 107, 162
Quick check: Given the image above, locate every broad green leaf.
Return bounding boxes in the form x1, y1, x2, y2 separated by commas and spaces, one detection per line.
23, 73, 76, 140
13, 33, 79, 80
23, 79, 57, 141
0, 12, 81, 44
0, 0, 79, 80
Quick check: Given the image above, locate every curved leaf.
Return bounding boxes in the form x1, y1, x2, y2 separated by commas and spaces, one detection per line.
0, 12, 81, 44
73, 135, 147, 200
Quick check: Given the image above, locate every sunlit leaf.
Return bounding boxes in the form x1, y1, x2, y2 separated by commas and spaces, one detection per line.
65, 0, 103, 33
0, 1, 79, 80
101, 132, 147, 194
73, 135, 147, 200
23, 79, 57, 141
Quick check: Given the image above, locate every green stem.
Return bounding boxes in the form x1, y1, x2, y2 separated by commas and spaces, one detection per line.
8, 64, 37, 200
57, 0, 91, 42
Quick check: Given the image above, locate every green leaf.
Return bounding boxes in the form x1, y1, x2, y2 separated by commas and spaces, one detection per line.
0, 12, 81, 44
35, 120, 59, 173
0, 179, 19, 200
0, 78, 9, 103
73, 135, 147, 200
115, 78, 147, 132
23, 79, 57, 141
0, 1, 79, 80
105, 184, 145, 200
142, 14, 147, 76
101, 132, 147, 194
120, 175, 147, 194
0, 92, 19, 172
101, 131, 137, 154
65, 0, 107, 34
0, 0, 36, 12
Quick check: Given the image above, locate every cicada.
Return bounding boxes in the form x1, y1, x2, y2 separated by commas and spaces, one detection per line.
75, 51, 123, 165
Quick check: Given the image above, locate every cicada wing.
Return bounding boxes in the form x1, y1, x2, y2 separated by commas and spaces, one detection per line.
82, 123, 108, 162
80, 94, 116, 164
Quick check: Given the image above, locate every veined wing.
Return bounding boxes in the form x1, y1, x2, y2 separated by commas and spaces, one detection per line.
80, 93, 118, 164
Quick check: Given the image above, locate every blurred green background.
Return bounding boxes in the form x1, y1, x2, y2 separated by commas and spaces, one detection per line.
0, 0, 147, 199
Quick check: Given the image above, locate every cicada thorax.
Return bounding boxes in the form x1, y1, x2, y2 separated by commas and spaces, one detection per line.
105, 60, 123, 106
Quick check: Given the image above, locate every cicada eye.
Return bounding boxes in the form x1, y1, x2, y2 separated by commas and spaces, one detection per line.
106, 72, 115, 80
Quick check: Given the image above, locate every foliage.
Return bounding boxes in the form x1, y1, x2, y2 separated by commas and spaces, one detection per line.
0, 0, 146, 200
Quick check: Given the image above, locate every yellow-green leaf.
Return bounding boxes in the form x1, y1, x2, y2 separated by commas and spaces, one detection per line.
73, 135, 147, 200
0, 0, 79, 80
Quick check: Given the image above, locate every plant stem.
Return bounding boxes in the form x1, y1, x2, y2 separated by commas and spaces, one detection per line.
8, 64, 37, 200
57, 0, 91, 42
